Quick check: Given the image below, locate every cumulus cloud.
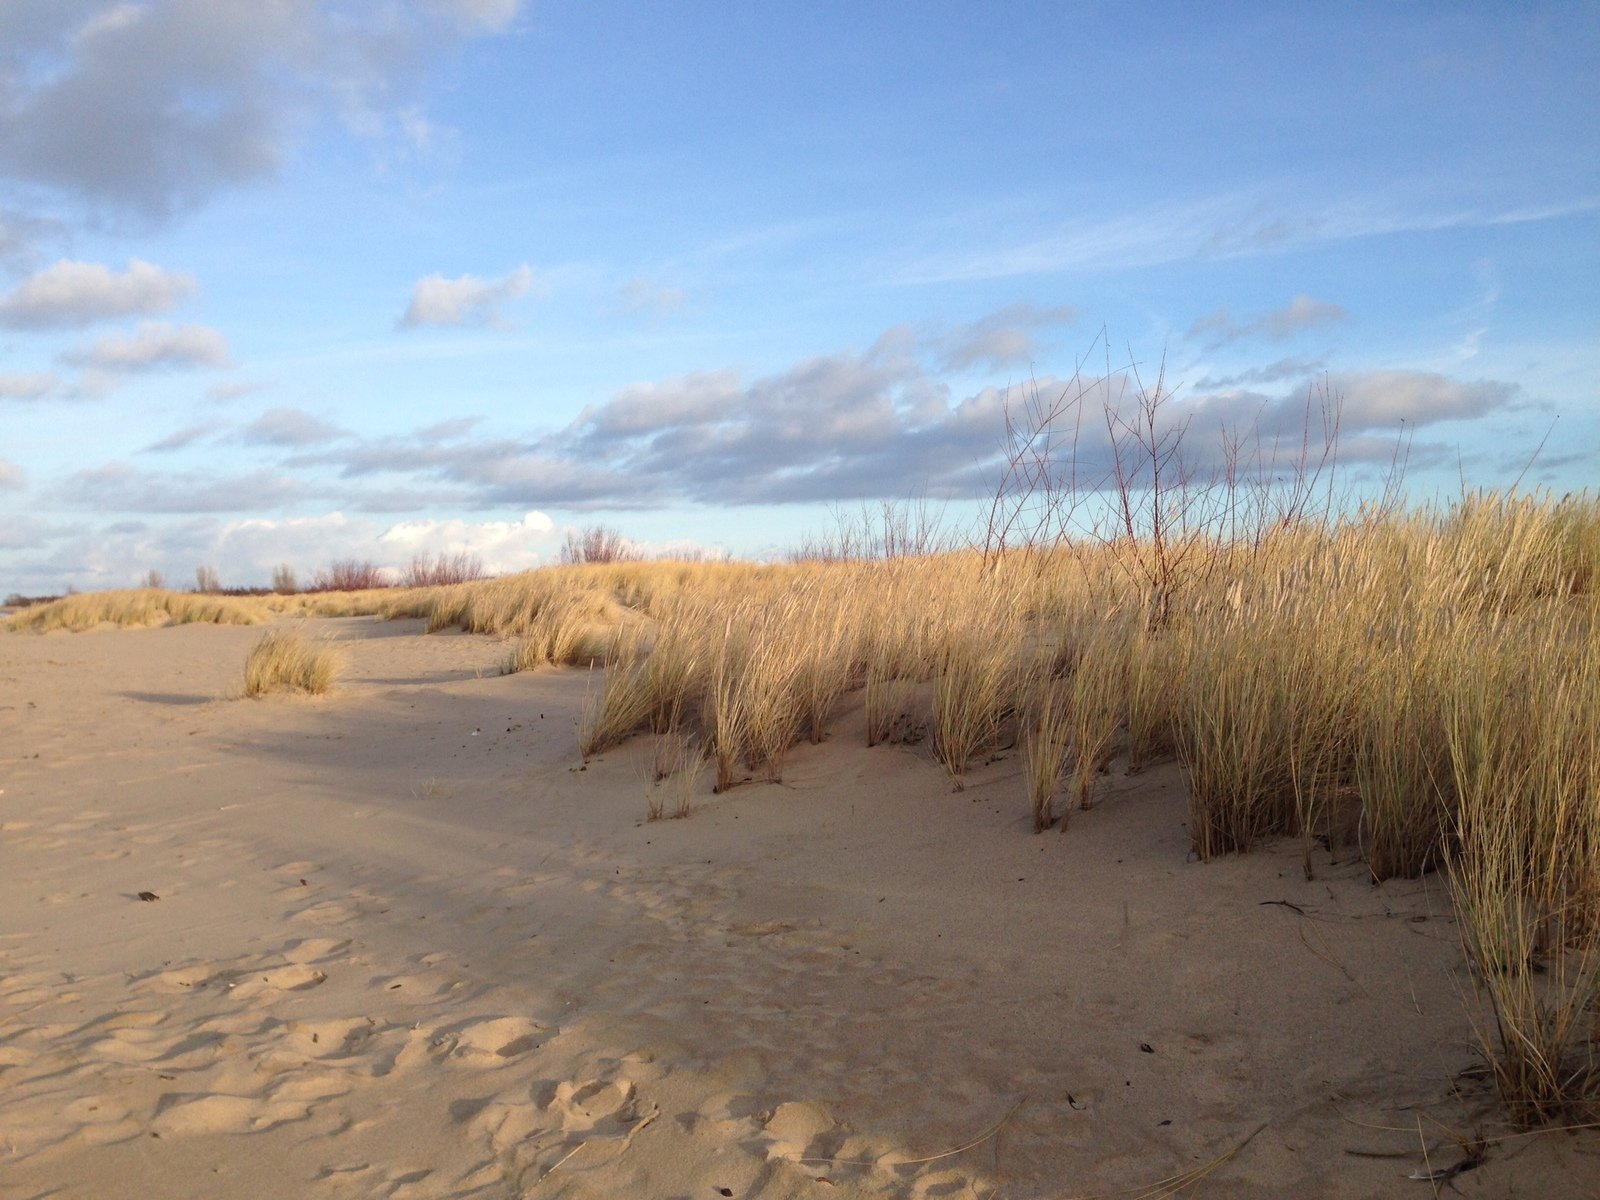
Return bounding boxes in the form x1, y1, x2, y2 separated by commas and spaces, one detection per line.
1188, 295, 1347, 347
0, 459, 25, 489
0, 1, 525, 220
62, 321, 231, 371
937, 302, 1079, 370
0, 371, 58, 400
377, 511, 557, 574
0, 258, 196, 328
400, 265, 534, 328
241, 407, 347, 447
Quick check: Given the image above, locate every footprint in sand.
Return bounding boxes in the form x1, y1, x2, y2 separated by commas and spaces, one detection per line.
284, 936, 352, 963
60, 1095, 141, 1146
138, 962, 215, 993
462, 1097, 549, 1154
760, 1099, 833, 1165
291, 899, 358, 926
87, 1025, 173, 1064
150, 1092, 309, 1138
368, 973, 452, 1003
228, 962, 328, 1000
439, 1016, 543, 1066
280, 1017, 383, 1061
547, 1076, 638, 1135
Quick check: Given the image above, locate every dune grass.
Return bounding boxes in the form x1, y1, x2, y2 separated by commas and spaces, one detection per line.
243, 628, 344, 696
527, 491, 1600, 1128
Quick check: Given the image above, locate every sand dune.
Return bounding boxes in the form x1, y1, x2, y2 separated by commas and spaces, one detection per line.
2, 618, 1596, 1198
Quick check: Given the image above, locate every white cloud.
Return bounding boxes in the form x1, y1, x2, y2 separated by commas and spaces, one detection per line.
378, 511, 558, 574
0, 258, 196, 328
63, 320, 231, 371
0, 371, 58, 400
400, 265, 534, 328
0, 459, 25, 489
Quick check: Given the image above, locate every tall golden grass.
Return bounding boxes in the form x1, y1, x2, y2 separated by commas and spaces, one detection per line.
542, 491, 1600, 1126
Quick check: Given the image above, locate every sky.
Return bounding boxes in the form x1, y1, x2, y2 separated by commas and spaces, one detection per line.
0, 1, 1596, 594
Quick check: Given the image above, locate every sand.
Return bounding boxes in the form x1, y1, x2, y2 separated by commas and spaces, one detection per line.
2, 616, 1597, 1199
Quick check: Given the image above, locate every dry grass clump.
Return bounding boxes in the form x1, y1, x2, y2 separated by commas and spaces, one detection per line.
243, 627, 343, 696
5, 588, 275, 632
502, 590, 636, 674
1444, 617, 1600, 1124
646, 729, 704, 820
1021, 667, 1071, 831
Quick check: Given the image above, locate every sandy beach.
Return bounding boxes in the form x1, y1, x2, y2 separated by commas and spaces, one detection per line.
3, 616, 1597, 1199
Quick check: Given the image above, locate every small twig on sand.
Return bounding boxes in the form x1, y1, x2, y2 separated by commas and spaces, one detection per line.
529, 1106, 660, 1190
800, 1096, 1027, 1169
1066, 1121, 1269, 1200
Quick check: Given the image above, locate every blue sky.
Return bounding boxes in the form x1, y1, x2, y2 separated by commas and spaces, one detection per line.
1, 1, 1596, 593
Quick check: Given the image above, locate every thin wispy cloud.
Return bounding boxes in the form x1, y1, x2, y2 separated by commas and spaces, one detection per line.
206, 380, 265, 402
430, 0, 526, 34
0, 371, 59, 401
240, 407, 348, 448
0, 259, 196, 329
1187, 295, 1347, 347
936, 302, 1079, 371
1193, 357, 1326, 390
898, 192, 1600, 284
141, 421, 225, 454
400, 265, 534, 328
0, 459, 25, 490
59, 462, 301, 514
615, 277, 688, 319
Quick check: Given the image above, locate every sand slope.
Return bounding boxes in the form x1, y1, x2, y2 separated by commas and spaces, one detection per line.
2, 617, 1597, 1198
